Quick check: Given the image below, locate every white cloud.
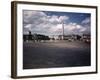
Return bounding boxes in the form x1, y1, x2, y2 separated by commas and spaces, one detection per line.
24, 24, 32, 29
50, 24, 62, 32
23, 11, 89, 35
81, 17, 90, 24
59, 16, 69, 23
63, 23, 87, 35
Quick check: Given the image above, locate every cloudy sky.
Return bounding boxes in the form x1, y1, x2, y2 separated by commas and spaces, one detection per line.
23, 10, 91, 36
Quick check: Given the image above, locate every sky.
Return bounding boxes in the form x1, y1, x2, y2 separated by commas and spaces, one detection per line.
23, 10, 91, 36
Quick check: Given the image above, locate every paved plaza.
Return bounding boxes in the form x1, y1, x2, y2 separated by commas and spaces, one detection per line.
23, 40, 90, 69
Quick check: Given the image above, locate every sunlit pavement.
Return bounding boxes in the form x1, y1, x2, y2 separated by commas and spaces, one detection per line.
23, 40, 90, 69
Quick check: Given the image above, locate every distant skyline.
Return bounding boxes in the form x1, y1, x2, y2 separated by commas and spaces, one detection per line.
23, 10, 91, 36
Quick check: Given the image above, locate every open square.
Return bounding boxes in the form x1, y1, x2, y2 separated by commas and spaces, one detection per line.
23, 40, 90, 69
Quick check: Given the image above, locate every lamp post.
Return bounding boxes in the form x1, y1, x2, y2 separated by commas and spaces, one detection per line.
28, 30, 32, 41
